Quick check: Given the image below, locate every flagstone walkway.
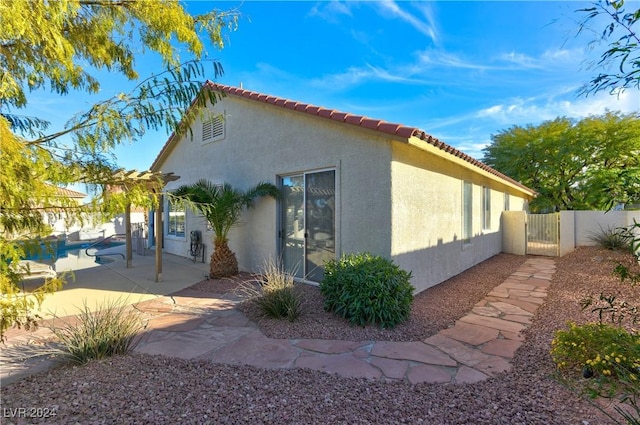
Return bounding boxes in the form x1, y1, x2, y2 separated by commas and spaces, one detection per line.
133, 257, 555, 384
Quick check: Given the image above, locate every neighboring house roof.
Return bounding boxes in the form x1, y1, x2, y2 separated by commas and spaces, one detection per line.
152, 82, 535, 196
51, 185, 86, 199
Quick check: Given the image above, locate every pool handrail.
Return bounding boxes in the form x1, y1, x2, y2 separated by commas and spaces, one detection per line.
84, 234, 127, 260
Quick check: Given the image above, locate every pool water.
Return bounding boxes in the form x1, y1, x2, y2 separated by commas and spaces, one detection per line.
24, 241, 124, 272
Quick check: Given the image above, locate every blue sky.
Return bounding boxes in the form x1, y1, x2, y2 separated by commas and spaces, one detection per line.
24, 1, 640, 178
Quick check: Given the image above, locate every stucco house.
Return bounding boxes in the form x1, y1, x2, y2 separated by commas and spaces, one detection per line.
151, 82, 535, 293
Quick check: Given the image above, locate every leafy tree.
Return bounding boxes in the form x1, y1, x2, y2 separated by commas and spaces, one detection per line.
0, 0, 237, 340
482, 111, 640, 212
577, 0, 640, 96
173, 180, 280, 279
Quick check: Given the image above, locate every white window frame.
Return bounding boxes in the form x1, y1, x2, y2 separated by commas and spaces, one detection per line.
167, 197, 186, 239
463, 181, 473, 245
482, 186, 491, 230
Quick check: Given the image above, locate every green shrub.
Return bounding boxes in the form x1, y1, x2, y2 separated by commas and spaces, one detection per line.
239, 259, 302, 322
588, 225, 633, 251
320, 252, 414, 328
49, 298, 146, 364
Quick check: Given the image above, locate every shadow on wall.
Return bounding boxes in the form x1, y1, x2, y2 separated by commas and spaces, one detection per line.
392, 229, 502, 294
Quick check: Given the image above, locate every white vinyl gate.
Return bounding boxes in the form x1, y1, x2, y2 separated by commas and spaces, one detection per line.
526, 213, 559, 256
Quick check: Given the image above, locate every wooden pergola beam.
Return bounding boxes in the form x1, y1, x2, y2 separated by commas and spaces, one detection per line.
98, 169, 179, 280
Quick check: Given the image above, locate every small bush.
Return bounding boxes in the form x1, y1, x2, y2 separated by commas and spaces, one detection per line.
320, 252, 414, 328
49, 298, 146, 364
588, 225, 633, 251
552, 322, 640, 378
239, 259, 302, 322
551, 322, 640, 423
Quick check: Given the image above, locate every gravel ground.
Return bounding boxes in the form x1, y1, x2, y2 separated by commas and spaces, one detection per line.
2, 247, 639, 424
237, 253, 528, 342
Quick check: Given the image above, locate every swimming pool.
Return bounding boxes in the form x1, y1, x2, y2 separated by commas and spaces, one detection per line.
23, 240, 125, 272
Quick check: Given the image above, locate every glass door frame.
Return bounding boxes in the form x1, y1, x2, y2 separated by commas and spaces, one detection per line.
277, 167, 339, 283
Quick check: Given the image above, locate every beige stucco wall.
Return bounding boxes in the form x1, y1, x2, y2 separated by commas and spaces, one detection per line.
502, 211, 527, 255
155, 95, 393, 273
390, 141, 529, 293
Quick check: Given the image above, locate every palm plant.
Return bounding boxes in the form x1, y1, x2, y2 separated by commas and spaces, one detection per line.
172, 179, 280, 279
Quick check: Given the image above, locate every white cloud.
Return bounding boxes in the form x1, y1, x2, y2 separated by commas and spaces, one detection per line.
499, 51, 540, 69
376, 0, 438, 44
419, 90, 638, 160
310, 62, 434, 90
308, 1, 353, 23
476, 89, 638, 126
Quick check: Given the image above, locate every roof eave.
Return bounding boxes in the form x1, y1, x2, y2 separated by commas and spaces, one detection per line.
406, 136, 537, 199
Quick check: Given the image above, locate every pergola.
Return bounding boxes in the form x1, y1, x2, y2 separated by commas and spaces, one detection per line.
107, 169, 180, 282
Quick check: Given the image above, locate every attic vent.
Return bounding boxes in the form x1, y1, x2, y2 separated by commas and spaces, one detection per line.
202, 115, 225, 143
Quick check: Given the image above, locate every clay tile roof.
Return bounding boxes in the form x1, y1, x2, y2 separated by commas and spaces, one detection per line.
345, 115, 364, 125
317, 108, 333, 118
360, 118, 381, 130
306, 106, 321, 115
377, 122, 401, 134
395, 127, 416, 138
283, 100, 298, 110
330, 111, 349, 121
151, 81, 532, 194
49, 185, 86, 198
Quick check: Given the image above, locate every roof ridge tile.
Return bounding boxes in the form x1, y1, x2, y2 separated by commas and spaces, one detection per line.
155, 81, 532, 194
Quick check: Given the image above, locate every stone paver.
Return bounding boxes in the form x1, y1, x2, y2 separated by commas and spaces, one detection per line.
440, 322, 500, 345
454, 366, 489, 384
481, 339, 523, 358
407, 364, 453, 384
371, 341, 457, 366
3, 258, 556, 386
295, 353, 382, 379
459, 314, 526, 334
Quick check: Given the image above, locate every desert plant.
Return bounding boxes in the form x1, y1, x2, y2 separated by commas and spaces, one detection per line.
613, 221, 640, 286
551, 322, 640, 424
320, 252, 414, 328
239, 259, 301, 321
588, 225, 633, 251
582, 293, 640, 327
49, 298, 146, 364
172, 180, 280, 279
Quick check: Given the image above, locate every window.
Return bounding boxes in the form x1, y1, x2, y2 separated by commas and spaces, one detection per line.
504, 193, 510, 211
463, 181, 473, 244
483, 187, 491, 230
202, 114, 225, 143
167, 198, 185, 238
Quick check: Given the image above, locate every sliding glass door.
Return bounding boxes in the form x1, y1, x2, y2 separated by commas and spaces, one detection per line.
280, 170, 335, 281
